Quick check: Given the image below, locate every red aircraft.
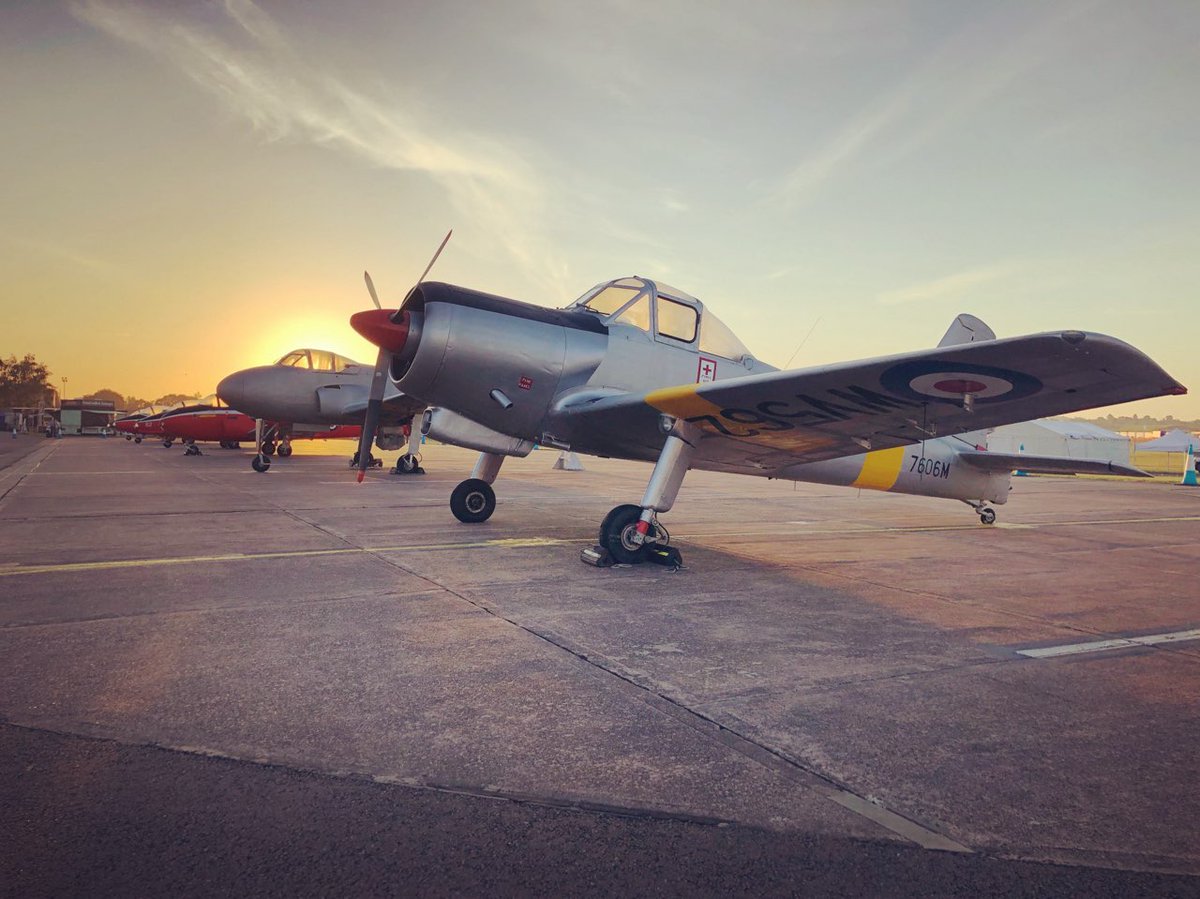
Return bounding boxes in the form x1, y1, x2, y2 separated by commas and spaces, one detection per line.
154, 404, 360, 456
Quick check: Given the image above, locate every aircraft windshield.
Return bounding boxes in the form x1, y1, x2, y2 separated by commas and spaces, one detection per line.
278, 351, 309, 368
577, 278, 647, 316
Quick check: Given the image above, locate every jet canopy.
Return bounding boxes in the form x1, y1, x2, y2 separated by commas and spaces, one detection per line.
567, 277, 754, 362
276, 349, 358, 372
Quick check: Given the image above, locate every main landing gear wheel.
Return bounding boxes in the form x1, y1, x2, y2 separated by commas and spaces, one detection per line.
394, 454, 424, 475
162, 439, 173, 448
349, 451, 383, 469
979, 507, 996, 525
277, 443, 293, 458
184, 444, 202, 456
251, 454, 271, 472
125, 435, 132, 441
599, 504, 659, 565
134, 436, 142, 444
261, 441, 276, 456
450, 478, 495, 523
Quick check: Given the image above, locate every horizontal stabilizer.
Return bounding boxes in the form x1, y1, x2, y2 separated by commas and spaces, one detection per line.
958, 450, 1151, 478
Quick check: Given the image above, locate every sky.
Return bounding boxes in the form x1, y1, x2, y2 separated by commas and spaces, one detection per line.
2, 0, 1198, 417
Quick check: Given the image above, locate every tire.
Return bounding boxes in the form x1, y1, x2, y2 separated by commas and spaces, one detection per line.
450, 478, 496, 523
979, 508, 996, 525
278, 444, 293, 457
134, 437, 142, 444
163, 440, 173, 448
251, 455, 271, 472
600, 504, 651, 564
397, 454, 421, 474
262, 442, 276, 456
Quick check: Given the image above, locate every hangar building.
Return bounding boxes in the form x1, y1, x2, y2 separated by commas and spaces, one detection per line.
987, 419, 1131, 466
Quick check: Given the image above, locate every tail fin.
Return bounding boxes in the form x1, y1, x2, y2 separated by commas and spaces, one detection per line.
938, 313, 996, 348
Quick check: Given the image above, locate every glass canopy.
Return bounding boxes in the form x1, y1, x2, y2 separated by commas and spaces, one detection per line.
276, 349, 357, 372
568, 277, 753, 361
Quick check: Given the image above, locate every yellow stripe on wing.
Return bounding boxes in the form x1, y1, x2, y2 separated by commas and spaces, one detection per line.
644, 384, 724, 419
851, 446, 906, 491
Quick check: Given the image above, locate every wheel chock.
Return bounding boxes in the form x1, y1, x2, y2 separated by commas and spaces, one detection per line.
645, 545, 684, 570
580, 545, 614, 567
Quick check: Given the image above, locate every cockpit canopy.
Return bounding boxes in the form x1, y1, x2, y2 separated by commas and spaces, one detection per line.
276, 349, 358, 372
567, 277, 753, 362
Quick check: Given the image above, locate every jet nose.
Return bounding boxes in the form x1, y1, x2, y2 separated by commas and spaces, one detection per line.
216, 371, 246, 409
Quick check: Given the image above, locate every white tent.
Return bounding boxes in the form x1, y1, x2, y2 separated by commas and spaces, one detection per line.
987, 420, 1132, 465
1138, 429, 1200, 452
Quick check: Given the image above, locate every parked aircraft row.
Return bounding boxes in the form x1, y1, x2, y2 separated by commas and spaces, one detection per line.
117, 236, 1186, 566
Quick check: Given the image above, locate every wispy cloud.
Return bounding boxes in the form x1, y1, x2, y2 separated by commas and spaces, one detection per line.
70, 0, 572, 293
768, 1, 1101, 207
877, 263, 1017, 306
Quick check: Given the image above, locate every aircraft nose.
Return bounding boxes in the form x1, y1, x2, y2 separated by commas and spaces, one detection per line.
216, 371, 246, 409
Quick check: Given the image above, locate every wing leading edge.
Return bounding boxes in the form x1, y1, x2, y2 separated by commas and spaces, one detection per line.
557, 330, 1184, 474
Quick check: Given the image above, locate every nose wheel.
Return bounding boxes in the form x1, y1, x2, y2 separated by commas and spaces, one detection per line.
394, 453, 424, 475
979, 507, 996, 525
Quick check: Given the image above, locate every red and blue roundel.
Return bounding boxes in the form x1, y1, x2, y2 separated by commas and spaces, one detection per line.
880, 360, 1042, 405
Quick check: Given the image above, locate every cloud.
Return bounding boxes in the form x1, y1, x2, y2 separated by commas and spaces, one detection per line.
768, 1, 1100, 207
877, 263, 1017, 306
70, 0, 572, 293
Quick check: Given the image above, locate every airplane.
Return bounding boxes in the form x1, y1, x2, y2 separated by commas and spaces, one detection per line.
113, 411, 149, 440
217, 349, 427, 473
155, 402, 360, 457
348, 272, 1185, 565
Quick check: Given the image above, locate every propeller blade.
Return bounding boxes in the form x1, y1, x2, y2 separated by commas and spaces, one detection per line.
363, 271, 382, 310
355, 345, 391, 482
416, 229, 452, 286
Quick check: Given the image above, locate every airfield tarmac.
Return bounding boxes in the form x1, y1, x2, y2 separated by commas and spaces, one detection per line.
2, 436, 1199, 896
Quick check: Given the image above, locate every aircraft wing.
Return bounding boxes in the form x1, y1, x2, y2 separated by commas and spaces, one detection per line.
557, 330, 1184, 473
957, 451, 1151, 478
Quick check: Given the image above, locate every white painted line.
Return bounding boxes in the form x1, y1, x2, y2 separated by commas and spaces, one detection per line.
1018, 628, 1200, 659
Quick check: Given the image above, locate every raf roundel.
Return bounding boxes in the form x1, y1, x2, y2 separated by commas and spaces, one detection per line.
879, 361, 1042, 405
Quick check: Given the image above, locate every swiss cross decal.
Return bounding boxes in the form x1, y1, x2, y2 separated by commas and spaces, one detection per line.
697, 357, 717, 383
518, 375, 533, 390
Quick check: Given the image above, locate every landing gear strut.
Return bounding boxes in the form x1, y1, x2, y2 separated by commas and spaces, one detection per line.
450, 452, 502, 523
590, 420, 695, 567
251, 418, 271, 472
393, 421, 425, 475
964, 499, 997, 525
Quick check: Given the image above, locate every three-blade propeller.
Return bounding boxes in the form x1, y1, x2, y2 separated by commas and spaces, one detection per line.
352, 229, 451, 482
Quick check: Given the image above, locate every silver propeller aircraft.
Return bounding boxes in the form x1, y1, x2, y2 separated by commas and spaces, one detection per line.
347, 272, 1183, 565
217, 347, 427, 473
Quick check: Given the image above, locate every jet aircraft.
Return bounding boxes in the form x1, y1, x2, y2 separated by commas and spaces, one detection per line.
217, 348, 426, 473
349, 274, 1185, 565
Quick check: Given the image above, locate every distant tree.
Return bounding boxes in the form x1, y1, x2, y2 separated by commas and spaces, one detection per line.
82, 388, 125, 407
0, 353, 53, 407
124, 395, 152, 411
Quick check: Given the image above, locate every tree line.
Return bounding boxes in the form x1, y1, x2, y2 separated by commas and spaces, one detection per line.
1, 353, 202, 412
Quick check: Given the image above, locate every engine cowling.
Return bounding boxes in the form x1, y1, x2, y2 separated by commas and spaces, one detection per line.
380, 282, 608, 443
